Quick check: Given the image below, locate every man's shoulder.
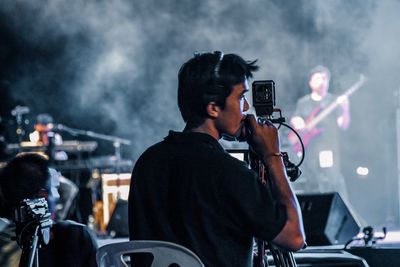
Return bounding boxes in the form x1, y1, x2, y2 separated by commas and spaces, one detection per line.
137, 132, 223, 159
53, 220, 98, 247
54, 220, 94, 238
135, 140, 169, 162
297, 94, 312, 104
216, 152, 255, 177
56, 219, 86, 227
324, 93, 336, 102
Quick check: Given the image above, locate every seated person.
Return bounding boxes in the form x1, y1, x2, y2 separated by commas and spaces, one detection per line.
0, 153, 97, 267
56, 175, 79, 220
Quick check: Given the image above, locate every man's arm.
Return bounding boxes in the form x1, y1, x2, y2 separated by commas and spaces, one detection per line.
244, 115, 305, 251
264, 155, 305, 251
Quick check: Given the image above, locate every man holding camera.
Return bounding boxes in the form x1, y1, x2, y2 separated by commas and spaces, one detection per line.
128, 51, 305, 266
0, 153, 97, 267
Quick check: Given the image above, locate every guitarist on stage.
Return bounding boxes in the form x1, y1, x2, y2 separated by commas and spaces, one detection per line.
289, 65, 350, 199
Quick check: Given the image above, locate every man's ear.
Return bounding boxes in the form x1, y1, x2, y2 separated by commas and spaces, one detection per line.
206, 102, 221, 118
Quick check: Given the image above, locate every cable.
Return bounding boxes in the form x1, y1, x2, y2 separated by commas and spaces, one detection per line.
280, 122, 305, 168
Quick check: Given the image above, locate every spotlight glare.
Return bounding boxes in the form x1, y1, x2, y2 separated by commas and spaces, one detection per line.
356, 167, 369, 176
319, 150, 333, 168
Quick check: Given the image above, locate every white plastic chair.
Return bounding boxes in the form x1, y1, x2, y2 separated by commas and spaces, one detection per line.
96, 240, 205, 267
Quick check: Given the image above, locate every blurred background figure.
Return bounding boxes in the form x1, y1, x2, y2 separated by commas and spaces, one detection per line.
288, 65, 350, 200
29, 113, 62, 146
0, 153, 97, 267
56, 175, 79, 220
29, 113, 67, 162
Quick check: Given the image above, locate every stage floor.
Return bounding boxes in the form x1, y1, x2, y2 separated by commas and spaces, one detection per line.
96, 232, 400, 267
96, 230, 400, 248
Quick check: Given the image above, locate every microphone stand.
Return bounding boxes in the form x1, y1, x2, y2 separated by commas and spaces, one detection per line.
53, 124, 131, 198
16, 206, 52, 267
19, 225, 40, 267
11, 105, 30, 146
54, 124, 131, 167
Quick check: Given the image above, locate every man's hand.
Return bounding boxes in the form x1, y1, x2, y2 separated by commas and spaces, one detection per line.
242, 115, 306, 251
336, 95, 350, 130
290, 116, 306, 130
242, 114, 280, 158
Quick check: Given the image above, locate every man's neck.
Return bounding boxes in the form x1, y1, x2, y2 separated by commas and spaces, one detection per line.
186, 121, 220, 140
311, 92, 324, 101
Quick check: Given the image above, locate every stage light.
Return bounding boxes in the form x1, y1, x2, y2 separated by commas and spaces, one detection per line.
356, 166, 369, 176
319, 150, 333, 168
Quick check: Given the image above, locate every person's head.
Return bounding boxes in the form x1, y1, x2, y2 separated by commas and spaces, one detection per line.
0, 153, 60, 218
178, 51, 259, 136
308, 65, 331, 98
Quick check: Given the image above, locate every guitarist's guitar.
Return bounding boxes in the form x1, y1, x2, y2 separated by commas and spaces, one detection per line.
288, 74, 366, 153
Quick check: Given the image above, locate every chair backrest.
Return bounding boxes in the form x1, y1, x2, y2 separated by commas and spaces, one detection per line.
97, 240, 205, 267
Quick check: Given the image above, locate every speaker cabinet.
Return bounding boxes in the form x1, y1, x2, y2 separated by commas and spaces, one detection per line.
347, 247, 400, 267
297, 192, 360, 246
106, 199, 129, 237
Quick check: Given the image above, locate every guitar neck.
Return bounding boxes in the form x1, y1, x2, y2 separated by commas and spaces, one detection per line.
306, 99, 340, 130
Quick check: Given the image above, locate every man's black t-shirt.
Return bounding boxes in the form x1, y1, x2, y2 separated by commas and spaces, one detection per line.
129, 131, 286, 267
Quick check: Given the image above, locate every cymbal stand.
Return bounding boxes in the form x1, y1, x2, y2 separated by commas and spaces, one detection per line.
54, 124, 131, 198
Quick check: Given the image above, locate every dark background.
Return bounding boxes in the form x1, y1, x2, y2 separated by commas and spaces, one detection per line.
1, 0, 399, 228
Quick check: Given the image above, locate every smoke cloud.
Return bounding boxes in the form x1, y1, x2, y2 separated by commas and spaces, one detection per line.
1, 0, 399, 227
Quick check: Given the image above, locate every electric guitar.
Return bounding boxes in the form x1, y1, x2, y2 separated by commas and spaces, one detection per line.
288, 74, 366, 153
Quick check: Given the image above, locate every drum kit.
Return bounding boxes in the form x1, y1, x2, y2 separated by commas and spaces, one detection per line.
0, 105, 133, 233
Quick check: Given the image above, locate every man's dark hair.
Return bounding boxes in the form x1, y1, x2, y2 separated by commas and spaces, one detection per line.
308, 65, 331, 81
178, 51, 259, 128
0, 153, 49, 217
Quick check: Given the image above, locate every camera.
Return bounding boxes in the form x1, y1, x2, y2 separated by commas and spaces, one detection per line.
12, 198, 53, 247
13, 198, 51, 224
252, 80, 276, 117
251, 80, 301, 182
